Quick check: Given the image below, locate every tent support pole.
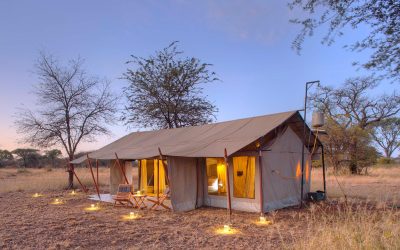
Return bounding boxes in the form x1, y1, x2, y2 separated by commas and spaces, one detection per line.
258, 148, 264, 215
70, 163, 88, 193
157, 158, 160, 200
224, 148, 232, 221
300, 80, 319, 207
86, 155, 101, 200
138, 160, 142, 191
321, 145, 327, 197
96, 159, 99, 187
158, 148, 170, 185
195, 158, 199, 208
115, 153, 129, 184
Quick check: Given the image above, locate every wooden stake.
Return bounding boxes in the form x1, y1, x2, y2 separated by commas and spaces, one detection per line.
96, 159, 99, 186
115, 153, 129, 184
70, 164, 88, 193
86, 155, 101, 200
224, 148, 232, 219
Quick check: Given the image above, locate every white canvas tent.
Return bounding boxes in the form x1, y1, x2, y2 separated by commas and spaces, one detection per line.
72, 110, 323, 213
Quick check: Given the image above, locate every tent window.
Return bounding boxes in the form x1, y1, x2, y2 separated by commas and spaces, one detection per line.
206, 158, 227, 196
139, 159, 168, 196
233, 156, 255, 199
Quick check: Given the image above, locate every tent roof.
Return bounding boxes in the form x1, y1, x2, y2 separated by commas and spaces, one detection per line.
72, 110, 315, 164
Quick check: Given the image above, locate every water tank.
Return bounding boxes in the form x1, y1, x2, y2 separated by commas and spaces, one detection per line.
311, 112, 324, 128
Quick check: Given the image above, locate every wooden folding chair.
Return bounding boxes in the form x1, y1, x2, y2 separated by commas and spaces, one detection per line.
113, 184, 134, 207
147, 188, 171, 210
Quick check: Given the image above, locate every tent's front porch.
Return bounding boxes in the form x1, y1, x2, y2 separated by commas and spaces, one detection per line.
88, 193, 172, 210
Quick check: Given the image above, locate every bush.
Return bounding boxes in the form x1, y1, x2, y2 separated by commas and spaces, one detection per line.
312, 159, 322, 168
377, 157, 395, 165
17, 168, 31, 174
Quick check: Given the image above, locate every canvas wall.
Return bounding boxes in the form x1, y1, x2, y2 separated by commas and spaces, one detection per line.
261, 126, 311, 212
109, 160, 132, 194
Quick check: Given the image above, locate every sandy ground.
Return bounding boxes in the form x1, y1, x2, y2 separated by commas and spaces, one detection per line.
0, 190, 310, 250
0, 166, 399, 249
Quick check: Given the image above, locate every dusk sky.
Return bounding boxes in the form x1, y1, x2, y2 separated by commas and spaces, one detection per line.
0, 0, 396, 155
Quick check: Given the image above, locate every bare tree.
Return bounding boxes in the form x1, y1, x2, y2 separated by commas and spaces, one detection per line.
371, 118, 400, 158
289, 0, 400, 81
122, 41, 218, 129
16, 52, 118, 188
313, 77, 400, 129
312, 76, 399, 173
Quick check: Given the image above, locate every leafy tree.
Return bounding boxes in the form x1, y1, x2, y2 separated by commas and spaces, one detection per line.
11, 148, 40, 168
45, 149, 62, 168
122, 41, 218, 129
289, 0, 400, 81
15, 52, 118, 188
312, 76, 400, 173
371, 118, 400, 158
0, 150, 14, 167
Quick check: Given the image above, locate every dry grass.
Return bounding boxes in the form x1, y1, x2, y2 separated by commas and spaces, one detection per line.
292, 201, 400, 250
0, 165, 399, 249
311, 165, 400, 205
0, 167, 109, 193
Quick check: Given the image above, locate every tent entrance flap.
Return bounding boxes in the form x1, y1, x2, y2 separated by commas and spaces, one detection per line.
139, 159, 168, 196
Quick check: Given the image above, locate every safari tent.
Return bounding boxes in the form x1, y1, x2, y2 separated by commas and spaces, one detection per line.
71, 110, 323, 213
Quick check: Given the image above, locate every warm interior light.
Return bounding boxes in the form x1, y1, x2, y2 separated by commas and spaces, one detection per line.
136, 190, 141, 195
32, 193, 43, 198
211, 179, 218, 192
223, 224, 231, 232
70, 190, 77, 195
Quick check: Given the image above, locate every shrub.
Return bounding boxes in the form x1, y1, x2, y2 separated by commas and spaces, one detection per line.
377, 157, 395, 165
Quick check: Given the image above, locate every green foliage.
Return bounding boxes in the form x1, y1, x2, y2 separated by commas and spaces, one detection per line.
290, 0, 400, 81
45, 149, 62, 168
311, 77, 398, 174
122, 41, 218, 129
12, 148, 41, 168
371, 118, 400, 158
0, 149, 14, 167
0, 150, 13, 160
377, 157, 395, 165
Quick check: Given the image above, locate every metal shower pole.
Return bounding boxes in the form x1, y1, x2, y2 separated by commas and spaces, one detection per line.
300, 80, 320, 208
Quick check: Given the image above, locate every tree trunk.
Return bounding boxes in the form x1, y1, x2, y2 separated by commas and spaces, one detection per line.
67, 162, 74, 189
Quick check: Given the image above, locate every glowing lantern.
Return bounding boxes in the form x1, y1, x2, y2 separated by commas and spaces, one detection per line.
122, 211, 140, 220
215, 224, 238, 235
85, 203, 100, 211
70, 190, 77, 195
257, 216, 272, 225
50, 198, 63, 205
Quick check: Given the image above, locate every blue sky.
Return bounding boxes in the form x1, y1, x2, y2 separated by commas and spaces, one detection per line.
0, 0, 396, 154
